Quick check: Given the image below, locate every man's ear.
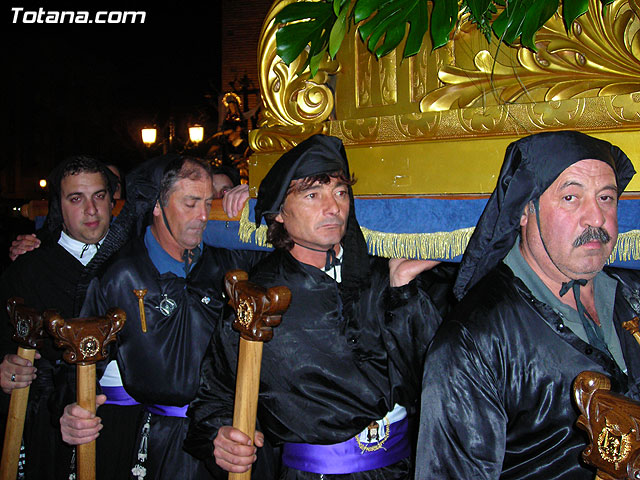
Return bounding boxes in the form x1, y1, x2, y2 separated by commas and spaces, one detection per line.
520, 202, 534, 227
275, 211, 284, 224
153, 201, 162, 218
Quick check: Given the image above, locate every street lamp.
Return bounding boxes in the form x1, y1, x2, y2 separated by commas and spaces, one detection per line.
188, 125, 204, 144
140, 120, 204, 152
141, 127, 157, 146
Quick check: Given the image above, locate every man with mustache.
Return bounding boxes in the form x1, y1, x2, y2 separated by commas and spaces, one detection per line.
415, 131, 640, 479
185, 134, 444, 479
58, 155, 260, 479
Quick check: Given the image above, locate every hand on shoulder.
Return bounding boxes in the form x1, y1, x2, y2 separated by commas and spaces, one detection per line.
222, 184, 250, 219
389, 258, 441, 287
9, 234, 40, 261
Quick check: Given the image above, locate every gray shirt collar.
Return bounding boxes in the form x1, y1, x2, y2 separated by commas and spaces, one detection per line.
504, 239, 625, 372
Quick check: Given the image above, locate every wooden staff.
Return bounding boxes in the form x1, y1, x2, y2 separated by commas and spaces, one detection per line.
224, 270, 291, 480
574, 371, 640, 480
622, 317, 640, 347
46, 308, 126, 480
0, 298, 48, 480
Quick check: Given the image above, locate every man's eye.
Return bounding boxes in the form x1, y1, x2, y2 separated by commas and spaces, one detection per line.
306, 193, 316, 199
96, 193, 106, 200
70, 197, 80, 203
186, 203, 196, 208
563, 195, 575, 202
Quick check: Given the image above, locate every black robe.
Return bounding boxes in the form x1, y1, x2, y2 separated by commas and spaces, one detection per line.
0, 241, 83, 480
185, 249, 443, 478
80, 236, 261, 480
416, 263, 640, 480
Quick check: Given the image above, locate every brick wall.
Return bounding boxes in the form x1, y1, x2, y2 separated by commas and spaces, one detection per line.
221, 0, 273, 123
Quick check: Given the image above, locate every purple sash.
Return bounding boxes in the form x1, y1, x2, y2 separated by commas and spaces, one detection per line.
145, 404, 188, 417
282, 416, 410, 474
101, 386, 140, 406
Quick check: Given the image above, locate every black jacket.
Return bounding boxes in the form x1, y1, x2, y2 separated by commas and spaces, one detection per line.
416, 263, 640, 480
80, 236, 261, 405
185, 249, 444, 463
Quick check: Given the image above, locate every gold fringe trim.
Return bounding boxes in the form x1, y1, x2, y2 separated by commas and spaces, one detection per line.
609, 230, 640, 263
238, 202, 640, 262
238, 202, 271, 247
360, 226, 475, 259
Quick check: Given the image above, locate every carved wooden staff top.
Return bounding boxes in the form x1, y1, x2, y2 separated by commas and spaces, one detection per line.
574, 371, 640, 480
225, 270, 291, 342
45, 308, 126, 365
224, 270, 291, 480
0, 298, 50, 480
6, 297, 48, 351
44, 308, 126, 480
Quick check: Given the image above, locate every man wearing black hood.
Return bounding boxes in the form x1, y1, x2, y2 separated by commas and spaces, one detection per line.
184, 134, 443, 479
415, 131, 640, 479
58, 155, 262, 479
0, 155, 118, 479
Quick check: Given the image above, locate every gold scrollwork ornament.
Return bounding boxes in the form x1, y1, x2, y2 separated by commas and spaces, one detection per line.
237, 299, 253, 328
79, 336, 100, 359
597, 422, 632, 467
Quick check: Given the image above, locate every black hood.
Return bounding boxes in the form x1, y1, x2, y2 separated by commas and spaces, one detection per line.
453, 130, 636, 301
255, 134, 370, 291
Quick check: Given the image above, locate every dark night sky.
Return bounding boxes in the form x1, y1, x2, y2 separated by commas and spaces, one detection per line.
4, 2, 223, 180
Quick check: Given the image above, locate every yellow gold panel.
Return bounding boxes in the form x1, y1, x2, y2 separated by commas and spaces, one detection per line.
249, 128, 640, 195
253, 0, 640, 195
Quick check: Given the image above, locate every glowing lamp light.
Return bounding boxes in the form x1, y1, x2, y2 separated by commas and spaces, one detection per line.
39, 179, 47, 188
141, 128, 157, 146
189, 125, 204, 144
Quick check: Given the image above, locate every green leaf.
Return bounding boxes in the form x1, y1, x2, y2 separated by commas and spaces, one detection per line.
309, 48, 327, 77
466, 0, 494, 26
404, 0, 429, 56
492, 0, 527, 44
275, 2, 333, 24
329, 7, 349, 57
430, 0, 458, 49
356, 0, 430, 58
364, 2, 404, 50
562, 0, 589, 30
520, 0, 558, 49
333, 0, 350, 16
275, 1, 335, 68
354, 0, 387, 23
375, 24, 407, 57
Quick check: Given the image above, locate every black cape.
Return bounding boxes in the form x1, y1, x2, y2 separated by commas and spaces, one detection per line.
79, 236, 262, 479
185, 249, 444, 477
416, 264, 640, 479
0, 241, 84, 480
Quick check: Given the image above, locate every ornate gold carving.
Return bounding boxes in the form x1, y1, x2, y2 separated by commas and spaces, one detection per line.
257, 0, 339, 129
237, 299, 253, 329
597, 421, 633, 465
251, 0, 640, 168
324, 92, 640, 146
45, 308, 126, 365
79, 336, 99, 359
356, 36, 397, 108
395, 112, 441, 138
334, 117, 380, 142
249, 124, 327, 153
420, 0, 640, 112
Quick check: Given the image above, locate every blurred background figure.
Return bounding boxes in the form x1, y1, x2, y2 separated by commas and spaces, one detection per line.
212, 165, 241, 199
